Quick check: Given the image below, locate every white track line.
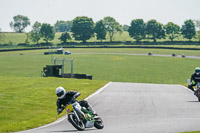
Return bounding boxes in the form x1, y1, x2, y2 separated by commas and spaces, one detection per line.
85, 82, 112, 101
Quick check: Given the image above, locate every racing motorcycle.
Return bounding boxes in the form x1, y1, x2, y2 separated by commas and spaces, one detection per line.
188, 79, 200, 102
59, 99, 104, 131
194, 83, 200, 102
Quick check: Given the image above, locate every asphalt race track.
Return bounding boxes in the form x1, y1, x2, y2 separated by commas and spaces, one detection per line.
17, 82, 200, 133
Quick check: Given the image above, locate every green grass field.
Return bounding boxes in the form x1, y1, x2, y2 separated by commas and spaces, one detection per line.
1, 48, 200, 133
0, 48, 200, 84
0, 77, 107, 133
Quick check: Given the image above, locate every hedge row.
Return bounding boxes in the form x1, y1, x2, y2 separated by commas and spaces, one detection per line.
57, 41, 200, 46
1, 41, 200, 49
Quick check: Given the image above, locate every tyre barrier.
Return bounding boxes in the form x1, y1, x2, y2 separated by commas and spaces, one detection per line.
62, 73, 92, 80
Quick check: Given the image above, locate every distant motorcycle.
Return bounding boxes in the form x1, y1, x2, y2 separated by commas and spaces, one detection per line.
59, 99, 104, 131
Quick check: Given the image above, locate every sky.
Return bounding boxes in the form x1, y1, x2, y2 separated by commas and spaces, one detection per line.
0, 0, 200, 32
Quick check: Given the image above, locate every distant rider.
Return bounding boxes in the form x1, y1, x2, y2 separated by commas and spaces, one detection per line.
188, 67, 200, 91
56, 86, 96, 115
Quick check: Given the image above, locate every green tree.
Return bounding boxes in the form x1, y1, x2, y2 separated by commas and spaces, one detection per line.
71, 16, 94, 42
164, 22, 180, 41
195, 20, 200, 29
103, 16, 122, 42
54, 20, 72, 32
59, 32, 71, 43
128, 19, 146, 42
40, 23, 55, 44
146, 19, 165, 42
181, 19, 196, 41
30, 21, 42, 44
123, 25, 129, 32
94, 20, 106, 42
9, 15, 30, 33
25, 33, 30, 44
194, 20, 200, 41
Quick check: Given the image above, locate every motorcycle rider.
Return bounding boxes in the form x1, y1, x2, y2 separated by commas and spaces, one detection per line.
56, 86, 96, 115
188, 67, 200, 92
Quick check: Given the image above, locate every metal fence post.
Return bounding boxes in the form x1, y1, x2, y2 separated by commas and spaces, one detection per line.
71, 58, 73, 77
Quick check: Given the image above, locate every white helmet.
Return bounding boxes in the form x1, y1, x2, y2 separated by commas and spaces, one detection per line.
56, 87, 66, 99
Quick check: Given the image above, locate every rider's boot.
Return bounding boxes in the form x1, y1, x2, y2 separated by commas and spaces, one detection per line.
188, 85, 194, 91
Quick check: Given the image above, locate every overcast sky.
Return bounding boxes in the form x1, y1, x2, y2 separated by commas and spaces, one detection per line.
0, 0, 200, 32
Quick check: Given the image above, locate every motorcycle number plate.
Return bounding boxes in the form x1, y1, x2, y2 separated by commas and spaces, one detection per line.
66, 104, 73, 114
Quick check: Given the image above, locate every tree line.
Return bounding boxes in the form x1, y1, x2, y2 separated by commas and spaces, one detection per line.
2, 15, 200, 44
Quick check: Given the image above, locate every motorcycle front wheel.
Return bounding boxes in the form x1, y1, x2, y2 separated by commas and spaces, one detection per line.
68, 114, 85, 131
94, 117, 104, 129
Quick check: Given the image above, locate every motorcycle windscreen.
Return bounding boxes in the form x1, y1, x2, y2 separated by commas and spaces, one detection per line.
66, 104, 73, 114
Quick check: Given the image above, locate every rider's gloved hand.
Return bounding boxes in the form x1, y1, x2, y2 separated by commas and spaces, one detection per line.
192, 81, 196, 85
71, 99, 76, 103
70, 97, 76, 103
57, 108, 63, 115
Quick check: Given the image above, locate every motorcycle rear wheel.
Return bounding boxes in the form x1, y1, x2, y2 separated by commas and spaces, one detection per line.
94, 117, 104, 129
68, 114, 85, 131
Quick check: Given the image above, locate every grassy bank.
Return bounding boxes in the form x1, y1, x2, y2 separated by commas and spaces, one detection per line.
0, 48, 199, 84
0, 76, 107, 133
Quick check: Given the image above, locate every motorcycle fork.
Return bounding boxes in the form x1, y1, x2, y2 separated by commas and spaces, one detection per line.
73, 107, 86, 122
73, 110, 81, 122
